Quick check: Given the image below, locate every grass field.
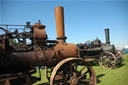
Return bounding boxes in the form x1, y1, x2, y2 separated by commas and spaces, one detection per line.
32, 54, 128, 85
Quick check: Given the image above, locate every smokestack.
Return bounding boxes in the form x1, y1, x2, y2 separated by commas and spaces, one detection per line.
105, 28, 110, 45
55, 6, 66, 42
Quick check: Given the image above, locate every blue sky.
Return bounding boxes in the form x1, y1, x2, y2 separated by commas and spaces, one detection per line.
0, 0, 128, 48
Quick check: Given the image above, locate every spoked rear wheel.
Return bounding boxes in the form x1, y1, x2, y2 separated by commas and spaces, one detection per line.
99, 52, 116, 69
50, 57, 96, 85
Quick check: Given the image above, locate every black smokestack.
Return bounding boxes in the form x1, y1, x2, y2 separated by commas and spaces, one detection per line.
105, 28, 110, 45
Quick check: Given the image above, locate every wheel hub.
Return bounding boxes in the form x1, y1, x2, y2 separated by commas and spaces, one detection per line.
106, 58, 110, 63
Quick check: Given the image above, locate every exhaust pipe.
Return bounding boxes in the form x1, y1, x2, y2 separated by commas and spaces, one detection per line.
105, 28, 110, 45
55, 6, 66, 42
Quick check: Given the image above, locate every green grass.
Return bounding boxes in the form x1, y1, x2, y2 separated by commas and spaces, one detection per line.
32, 54, 128, 85
32, 69, 48, 85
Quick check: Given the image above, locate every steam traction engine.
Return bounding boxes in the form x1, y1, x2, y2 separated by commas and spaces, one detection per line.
0, 7, 96, 85
77, 29, 122, 69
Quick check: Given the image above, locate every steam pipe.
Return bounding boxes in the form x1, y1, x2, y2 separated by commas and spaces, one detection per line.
105, 28, 110, 45
55, 6, 66, 42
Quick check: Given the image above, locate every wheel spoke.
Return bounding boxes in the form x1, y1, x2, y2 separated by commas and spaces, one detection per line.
80, 79, 90, 83
78, 70, 89, 80
79, 66, 86, 73
54, 73, 67, 84
69, 62, 73, 77
108, 62, 114, 68
101, 61, 107, 66
101, 60, 106, 64
109, 61, 115, 66
54, 79, 67, 84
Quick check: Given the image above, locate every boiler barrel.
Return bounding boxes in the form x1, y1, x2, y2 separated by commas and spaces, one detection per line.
0, 43, 78, 73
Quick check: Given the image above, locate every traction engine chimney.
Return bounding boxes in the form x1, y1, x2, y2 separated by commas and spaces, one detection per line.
55, 6, 66, 42
105, 28, 110, 45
